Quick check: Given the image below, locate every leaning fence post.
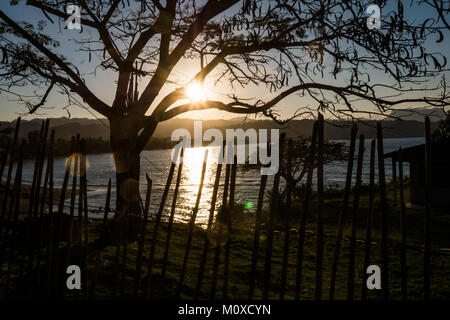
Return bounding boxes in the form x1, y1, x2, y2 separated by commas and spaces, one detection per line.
392, 157, 397, 205
248, 174, 268, 300
90, 177, 111, 298
377, 121, 389, 300
210, 156, 231, 299
134, 174, 152, 296
33, 119, 50, 220
145, 158, 177, 298
0, 117, 20, 233
348, 134, 365, 300
4, 140, 24, 293
35, 129, 54, 292
329, 123, 358, 300
45, 130, 55, 296
29, 119, 49, 293
0, 139, 11, 184
80, 139, 89, 298
66, 135, 80, 277
280, 139, 293, 300
161, 149, 184, 279
262, 132, 285, 300
27, 121, 44, 221
53, 136, 75, 296
0, 119, 20, 269
222, 154, 236, 300
176, 150, 209, 298
315, 113, 325, 300
21, 121, 44, 293
361, 140, 376, 300
398, 147, 408, 300
424, 116, 432, 300
295, 122, 317, 300
195, 145, 223, 300
36, 122, 51, 289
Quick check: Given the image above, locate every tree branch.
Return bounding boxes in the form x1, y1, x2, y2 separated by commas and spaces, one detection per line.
0, 10, 112, 117
79, 0, 124, 67
135, 0, 239, 115
27, 80, 54, 114
157, 82, 450, 121
26, 0, 97, 27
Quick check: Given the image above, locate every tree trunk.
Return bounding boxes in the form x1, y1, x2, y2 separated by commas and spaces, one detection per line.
114, 150, 141, 216
109, 117, 143, 242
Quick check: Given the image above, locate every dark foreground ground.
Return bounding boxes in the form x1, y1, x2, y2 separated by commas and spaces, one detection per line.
1, 181, 449, 300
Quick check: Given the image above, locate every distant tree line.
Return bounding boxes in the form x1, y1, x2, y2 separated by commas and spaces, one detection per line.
432, 110, 450, 141
0, 129, 178, 161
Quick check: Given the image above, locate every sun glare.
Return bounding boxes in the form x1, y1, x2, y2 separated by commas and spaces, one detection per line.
186, 82, 207, 102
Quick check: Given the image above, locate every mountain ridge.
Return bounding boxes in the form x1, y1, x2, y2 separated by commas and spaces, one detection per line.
0, 116, 441, 141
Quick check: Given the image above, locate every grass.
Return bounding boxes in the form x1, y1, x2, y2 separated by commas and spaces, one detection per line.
1, 181, 450, 300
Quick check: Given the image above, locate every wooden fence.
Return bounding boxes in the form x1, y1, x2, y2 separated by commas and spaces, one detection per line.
0, 114, 442, 300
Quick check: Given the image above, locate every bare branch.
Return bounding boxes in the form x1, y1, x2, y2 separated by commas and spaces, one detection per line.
0, 10, 112, 117
27, 80, 54, 114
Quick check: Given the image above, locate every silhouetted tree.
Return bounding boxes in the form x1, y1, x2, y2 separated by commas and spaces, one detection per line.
432, 110, 450, 140
0, 0, 449, 217
242, 136, 347, 194
424, 0, 450, 31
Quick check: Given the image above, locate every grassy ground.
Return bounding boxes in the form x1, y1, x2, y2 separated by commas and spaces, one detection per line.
1, 181, 450, 300
86, 181, 450, 300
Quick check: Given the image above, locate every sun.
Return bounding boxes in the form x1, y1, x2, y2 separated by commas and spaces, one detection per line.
186, 82, 207, 102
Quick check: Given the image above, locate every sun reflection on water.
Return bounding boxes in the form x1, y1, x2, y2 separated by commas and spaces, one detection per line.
175, 146, 219, 227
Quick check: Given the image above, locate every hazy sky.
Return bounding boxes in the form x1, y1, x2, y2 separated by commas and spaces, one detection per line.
0, 1, 449, 122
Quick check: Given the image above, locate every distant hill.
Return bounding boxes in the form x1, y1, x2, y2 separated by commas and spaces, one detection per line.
0, 115, 441, 142
384, 107, 446, 122
0, 117, 110, 140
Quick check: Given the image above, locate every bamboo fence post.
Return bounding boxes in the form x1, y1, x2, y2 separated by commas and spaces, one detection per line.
36, 129, 54, 290
28, 119, 49, 293
280, 139, 293, 300
134, 174, 152, 296
66, 135, 80, 276
347, 134, 365, 300
79, 140, 89, 298
210, 158, 231, 299
161, 148, 184, 279
4, 140, 24, 292
53, 136, 75, 296
424, 116, 432, 300
329, 124, 358, 300
0, 117, 20, 234
361, 140, 376, 300
0, 139, 11, 184
398, 147, 408, 300
195, 145, 223, 300
0, 120, 20, 269
145, 159, 176, 298
21, 121, 44, 293
392, 158, 397, 205
45, 130, 55, 295
90, 178, 111, 298
222, 155, 236, 300
377, 121, 389, 300
295, 122, 317, 300
176, 150, 209, 298
315, 113, 325, 300
32, 119, 50, 220
262, 133, 285, 299
248, 173, 268, 300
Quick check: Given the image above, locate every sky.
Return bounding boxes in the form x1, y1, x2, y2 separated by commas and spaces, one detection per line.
0, 0, 449, 123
